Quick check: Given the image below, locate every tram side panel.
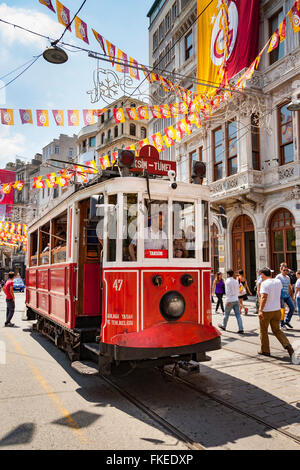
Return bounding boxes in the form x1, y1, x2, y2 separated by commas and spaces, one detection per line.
26, 263, 77, 330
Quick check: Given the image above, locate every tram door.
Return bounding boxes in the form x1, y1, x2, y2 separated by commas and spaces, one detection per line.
77, 198, 102, 318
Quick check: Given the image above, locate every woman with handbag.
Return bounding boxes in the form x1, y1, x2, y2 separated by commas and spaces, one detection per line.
212, 272, 225, 314
238, 269, 252, 315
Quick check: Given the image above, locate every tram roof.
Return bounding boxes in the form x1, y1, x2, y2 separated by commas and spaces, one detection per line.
28, 176, 210, 232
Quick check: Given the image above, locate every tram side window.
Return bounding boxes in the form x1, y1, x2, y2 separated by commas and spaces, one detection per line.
107, 195, 117, 262
123, 194, 138, 261
130, 199, 168, 260
30, 230, 38, 266
172, 202, 195, 258
202, 201, 210, 262
40, 222, 50, 265
52, 211, 67, 264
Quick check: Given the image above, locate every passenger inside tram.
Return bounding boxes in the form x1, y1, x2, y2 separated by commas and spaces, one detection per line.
128, 212, 168, 261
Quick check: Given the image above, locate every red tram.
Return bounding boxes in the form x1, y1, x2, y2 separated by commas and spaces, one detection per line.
25, 155, 221, 375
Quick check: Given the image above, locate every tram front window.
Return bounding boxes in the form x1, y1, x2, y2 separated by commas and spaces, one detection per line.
129, 200, 168, 260
123, 194, 138, 261
173, 202, 195, 258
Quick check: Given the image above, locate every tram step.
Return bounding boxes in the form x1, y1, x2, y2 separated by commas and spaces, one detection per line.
71, 360, 99, 376
83, 342, 100, 356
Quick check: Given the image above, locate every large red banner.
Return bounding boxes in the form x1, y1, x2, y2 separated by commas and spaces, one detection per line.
197, 0, 260, 94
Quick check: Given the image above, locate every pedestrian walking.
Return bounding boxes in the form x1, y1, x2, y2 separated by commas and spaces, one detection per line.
294, 270, 300, 320
258, 267, 294, 358
276, 265, 295, 329
3, 272, 15, 327
237, 269, 252, 315
218, 269, 244, 333
255, 270, 263, 314
212, 272, 225, 314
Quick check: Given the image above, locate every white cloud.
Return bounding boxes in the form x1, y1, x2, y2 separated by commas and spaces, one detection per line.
0, 126, 26, 165
0, 3, 70, 50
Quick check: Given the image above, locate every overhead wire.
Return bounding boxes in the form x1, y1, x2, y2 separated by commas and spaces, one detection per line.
0, 54, 43, 91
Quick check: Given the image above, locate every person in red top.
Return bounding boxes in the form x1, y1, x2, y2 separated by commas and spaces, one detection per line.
3, 272, 15, 327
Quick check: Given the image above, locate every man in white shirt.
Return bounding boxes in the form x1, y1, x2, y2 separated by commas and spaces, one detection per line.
129, 212, 167, 261
258, 267, 294, 358
218, 269, 244, 334
294, 270, 300, 319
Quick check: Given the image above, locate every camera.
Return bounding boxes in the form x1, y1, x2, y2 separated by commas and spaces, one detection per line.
168, 170, 177, 190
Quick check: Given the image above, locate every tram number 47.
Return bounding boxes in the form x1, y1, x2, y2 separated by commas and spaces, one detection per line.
113, 279, 123, 291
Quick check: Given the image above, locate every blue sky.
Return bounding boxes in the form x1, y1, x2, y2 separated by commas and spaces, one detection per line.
0, 0, 154, 165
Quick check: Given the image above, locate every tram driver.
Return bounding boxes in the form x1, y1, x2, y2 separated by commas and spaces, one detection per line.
128, 212, 168, 261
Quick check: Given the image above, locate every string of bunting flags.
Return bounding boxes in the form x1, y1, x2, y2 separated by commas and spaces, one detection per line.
0, 222, 28, 251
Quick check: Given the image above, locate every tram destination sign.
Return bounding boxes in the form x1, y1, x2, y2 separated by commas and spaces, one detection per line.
131, 145, 176, 176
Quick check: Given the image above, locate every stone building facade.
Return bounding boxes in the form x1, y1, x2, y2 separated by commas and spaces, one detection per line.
148, 0, 300, 288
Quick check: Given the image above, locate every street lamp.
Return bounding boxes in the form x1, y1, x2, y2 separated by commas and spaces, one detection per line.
43, 45, 68, 64
287, 88, 300, 111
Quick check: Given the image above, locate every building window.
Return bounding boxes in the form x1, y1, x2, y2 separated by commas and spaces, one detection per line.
153, 30, 159, 51
130, 124, 136, 136
185, 30, 193, 61
172, 0, 178, 22
89, 136, 96, 147
55, 146, 60, 154
226, 120, 238, 176
108, 129, 112, 141
159, 21, 164, 43
107, 109, 111, 120
251, 114, 260, 170
101, 133, 105, 145
101, 114, 104, 124
270, 209, 296, 272
165, 43, 171, 65
69, 148, 73, 158
114, 126, 118, 138
141, 127, 147, 139
213, 127, 224, 181
269, 9, 284, 65
278, 103, 294, 165
165, 10, 171, 32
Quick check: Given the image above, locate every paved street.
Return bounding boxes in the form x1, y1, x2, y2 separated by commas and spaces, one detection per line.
0, 293, 299, 451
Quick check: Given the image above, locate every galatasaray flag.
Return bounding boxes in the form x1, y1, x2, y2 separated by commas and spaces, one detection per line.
92, 29, 106, 55
74, 16, 89, 44
113, 108, 125, 123
75, 16, 89, 44
83, 110, 96, 126
68, 110, 79, 126
137, 106, 149, 120
52, 110, 64, 126
1, 109, 14, 125
116, 49, 129, 73
197, 0, 259, 95
106, 40, 116, 66
288, 2, 300, 33
151, 132, 165, 152
268, 30, 279, 53
129, 57, 140, 80
279, 18, 286, 42
19, 109, 33, 124
39, 0, 55, 13
56, 1, 71, 31
36, 110, 49, 127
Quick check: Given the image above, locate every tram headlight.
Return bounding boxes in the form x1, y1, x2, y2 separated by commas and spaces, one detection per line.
118, 149, 135, 168
192, 161, 206, 185
152, 275, 163, 287
181, 274, 194, 287
159, 291, 185, 322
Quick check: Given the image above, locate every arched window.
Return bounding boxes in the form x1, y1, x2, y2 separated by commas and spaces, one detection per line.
130, 124, 136, 136
101, 133, 105, 145
270, 209, 296, 272
114, 126, 118, 138
141, 127, 147, 139
108, 129, 112, 141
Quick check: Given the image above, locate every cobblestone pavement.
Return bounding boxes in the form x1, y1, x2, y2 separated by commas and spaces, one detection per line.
192, 297, 300, 441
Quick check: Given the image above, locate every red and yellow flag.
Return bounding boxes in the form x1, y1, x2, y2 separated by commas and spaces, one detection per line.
106, 40, 116, 66
36, 110, 49, 127
68, 110, 79, 126
267, 30, 279, 53
52, 110, 64, 126
83, 109, 96, 126
126, 107, 138, 120
39, 0, 55, 13
56, 1, 71, 31
288, 1, 300, 33
19, 109, 33, 124
1, 109, 14, 125
113, 108, 125, 123
151, 132, 165, 152
92, 29, 106, 54
197, 0, 259, 95
74, 16, 89, 44
129, 57, 140, 80
279, 18, 286, 42
116, 49, 129, 73
137, 106, 149, 120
